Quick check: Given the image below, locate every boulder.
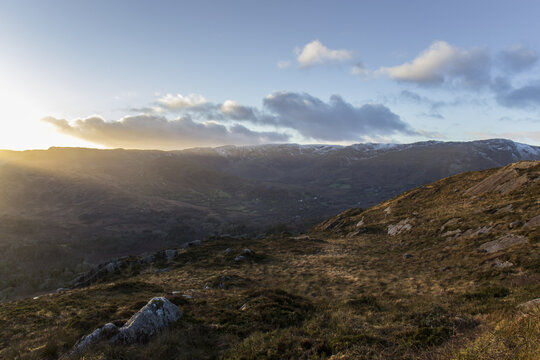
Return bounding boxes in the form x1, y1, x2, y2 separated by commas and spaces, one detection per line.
112, 297, 182, 344
478, 234, 528, 253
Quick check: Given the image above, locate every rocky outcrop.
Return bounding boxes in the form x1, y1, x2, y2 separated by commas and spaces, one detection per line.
71, 323, 119, 355
65, 297, 182, 357
388, 219, 412, 236
72, 246, 188, 288
464, 163, 532, 196
112, 297, 182, 344
478, 234, 528, 253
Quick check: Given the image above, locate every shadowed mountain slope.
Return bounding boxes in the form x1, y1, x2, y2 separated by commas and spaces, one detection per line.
0, 138, 539, 300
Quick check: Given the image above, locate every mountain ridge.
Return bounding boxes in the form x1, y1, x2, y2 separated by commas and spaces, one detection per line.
1, 138, 539, 301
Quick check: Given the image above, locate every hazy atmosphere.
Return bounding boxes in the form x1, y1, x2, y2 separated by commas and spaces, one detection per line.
1, 2, 539, 360
1, 0, 540, 150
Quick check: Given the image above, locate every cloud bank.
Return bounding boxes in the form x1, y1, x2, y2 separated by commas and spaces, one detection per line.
262, 92, 414, 141
43, 114, 289, 150
44, 91, 418, 149
381, 41, 540, 111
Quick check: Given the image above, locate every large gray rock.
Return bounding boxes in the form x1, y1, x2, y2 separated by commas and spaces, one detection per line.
112, 297, 182, 344
63, 298, 181, 357
61, 323, 118, 359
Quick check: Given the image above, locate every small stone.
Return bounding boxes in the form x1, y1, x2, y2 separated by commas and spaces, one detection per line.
403, 253, 413, 259
493, 258, 514, 268
243, 248, 254, 256
234, 256, 245, 262
164, 249, 178, 260
224, 248, 232, 254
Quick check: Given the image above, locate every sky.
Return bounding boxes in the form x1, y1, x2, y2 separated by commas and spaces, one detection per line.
1, 0, 539, 150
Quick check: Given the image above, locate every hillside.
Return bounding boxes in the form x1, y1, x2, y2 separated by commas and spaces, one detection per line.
1, 138, 539, 300
0, 161, 538, 359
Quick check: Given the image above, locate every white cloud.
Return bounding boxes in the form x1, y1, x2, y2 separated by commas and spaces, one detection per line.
379, 41, 490, 87
296, 40, 353, 68
156, 93, 207, 110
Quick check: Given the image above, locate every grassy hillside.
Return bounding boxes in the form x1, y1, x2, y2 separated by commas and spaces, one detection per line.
1, 140, 539, 300
0, 161, 538, 359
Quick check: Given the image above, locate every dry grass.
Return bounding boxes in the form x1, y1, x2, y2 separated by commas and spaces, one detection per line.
0, 162, 539, 359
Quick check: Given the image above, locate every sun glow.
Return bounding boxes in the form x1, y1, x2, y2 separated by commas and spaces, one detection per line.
0, 78, 98, 150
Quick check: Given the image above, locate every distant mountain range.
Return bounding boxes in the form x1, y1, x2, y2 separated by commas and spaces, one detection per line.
0, 138, 539, 299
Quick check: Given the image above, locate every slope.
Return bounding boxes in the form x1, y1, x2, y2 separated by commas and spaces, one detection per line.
0, 161, 538, 359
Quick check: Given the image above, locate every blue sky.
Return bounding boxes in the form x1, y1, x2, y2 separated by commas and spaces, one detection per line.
1, 0, 539, 149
